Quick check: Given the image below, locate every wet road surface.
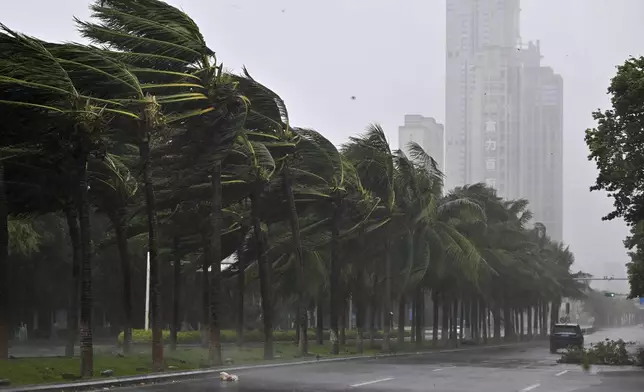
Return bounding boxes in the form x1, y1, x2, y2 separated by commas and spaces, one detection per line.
114, 326, 644, 392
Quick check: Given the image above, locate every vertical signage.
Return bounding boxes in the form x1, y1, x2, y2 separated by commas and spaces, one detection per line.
484, 118, 497, 189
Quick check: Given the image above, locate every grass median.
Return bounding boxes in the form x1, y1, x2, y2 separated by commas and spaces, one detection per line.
0, 339, 444, 387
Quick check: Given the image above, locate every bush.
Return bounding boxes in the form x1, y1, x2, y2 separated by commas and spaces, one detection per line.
636, 348, 644, 367
558, 339, 636, 366
118, 328, 409, 345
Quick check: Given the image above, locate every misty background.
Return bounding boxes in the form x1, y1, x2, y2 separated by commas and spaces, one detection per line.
4, 0, 639, 293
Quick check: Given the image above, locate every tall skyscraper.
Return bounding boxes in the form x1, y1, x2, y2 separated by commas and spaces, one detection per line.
445, 0, 521, 193
445, 0, 564, 240
398, 115, 445, 172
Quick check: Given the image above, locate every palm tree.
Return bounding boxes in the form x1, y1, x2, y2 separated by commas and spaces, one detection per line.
288, 128, 375, 354
343, 124, 397, 352
90, 153, 138, 354
226, 132, 282, 359
78, 0, 233, 367
0, 26, 149, 375
392, 143, 483, 346
233, 70, 312, 355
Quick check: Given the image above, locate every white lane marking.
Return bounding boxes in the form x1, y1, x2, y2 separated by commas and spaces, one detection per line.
350, 377, 394, 388
556, 370, 569, 376
432, 368, 443, 372
433, 366, 456, 372
520, 384, 541, 392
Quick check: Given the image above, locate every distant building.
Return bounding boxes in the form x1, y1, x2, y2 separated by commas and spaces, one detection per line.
519, 41, 564, 241
398, 115, 445, 172
445, 0, 563, 241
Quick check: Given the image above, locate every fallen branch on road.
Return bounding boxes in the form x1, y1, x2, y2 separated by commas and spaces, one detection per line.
558, 339, 642, 367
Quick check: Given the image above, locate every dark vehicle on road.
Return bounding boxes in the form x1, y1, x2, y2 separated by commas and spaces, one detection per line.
550, 323, 584, 353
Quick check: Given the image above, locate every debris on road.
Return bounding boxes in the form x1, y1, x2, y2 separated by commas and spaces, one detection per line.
220, 371, 239, 382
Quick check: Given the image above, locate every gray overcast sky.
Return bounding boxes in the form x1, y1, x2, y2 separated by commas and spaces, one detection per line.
4, 0, 642, 292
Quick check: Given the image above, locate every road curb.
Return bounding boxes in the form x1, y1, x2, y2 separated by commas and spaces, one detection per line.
1, 340, 545, 391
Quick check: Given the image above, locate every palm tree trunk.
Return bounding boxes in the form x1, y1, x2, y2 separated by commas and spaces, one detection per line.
454, 300, 461, 346
77, 153, 94, 377
503, 306, 513, 341
209, 162, 223, 365
295, 306, 301, 344
368, 291, 377, 349
527, 306, 533, 339
64, 204, 81, 358
0, 163, 8, 360
421, 292, 426, 344
355, 295, 365, 353
482, 302, 488, 344
301, 306, 309, 350
251, 188, 273, 360
411, 292, 417, 345
316, 298, 323, 345
540, 302, 545, 337
139, 140, 163, 371
329, 202, 341, 355
432, 292, 439, 346
441, 300, 449, 345
201, 234, 211, 348
493, 306, 501, 343
339, 297, 346, 346
459, 301, 464, 341
414, 289, 423, 347
534, 303, 539, 337
397, 295, 405, 346
112, 207, 133, 355
487, 308, 492, 341
282, 167, 307, 356
236, 256, 245, 347
543, 302, 548, 337
382, 238, 392, 352
472, 299, 479, 342
472, 297, 483, 344
536, 302, 541, 336
171, 236, 181, 352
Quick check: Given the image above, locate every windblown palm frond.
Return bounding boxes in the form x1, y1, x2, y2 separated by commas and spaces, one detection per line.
78, 0, 213, 70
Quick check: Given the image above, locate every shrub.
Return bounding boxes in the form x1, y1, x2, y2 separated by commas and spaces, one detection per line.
558, 339, 635, 366
118, 328, 409, 345
636, 348, 644, 367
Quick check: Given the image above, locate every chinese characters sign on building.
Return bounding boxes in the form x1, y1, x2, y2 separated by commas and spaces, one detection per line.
484, 119, 497, 189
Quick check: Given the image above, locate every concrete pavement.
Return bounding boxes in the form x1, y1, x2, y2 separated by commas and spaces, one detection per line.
110, 326, 644, 392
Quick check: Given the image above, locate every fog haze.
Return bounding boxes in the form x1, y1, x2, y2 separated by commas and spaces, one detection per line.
5, 0, 640, 293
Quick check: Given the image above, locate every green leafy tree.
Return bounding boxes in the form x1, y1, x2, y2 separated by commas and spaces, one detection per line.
585, 56, 644, 298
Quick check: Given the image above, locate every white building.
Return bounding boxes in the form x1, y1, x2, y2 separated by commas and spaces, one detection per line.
445, 0, 521, 192
519, 41, 564, 240
445, 0, 563, 240
398, 115, 445, 172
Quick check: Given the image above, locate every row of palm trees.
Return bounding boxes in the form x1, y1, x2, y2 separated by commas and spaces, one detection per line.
0, 0, 586, 377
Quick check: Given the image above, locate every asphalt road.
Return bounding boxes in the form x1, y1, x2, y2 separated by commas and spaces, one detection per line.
113, 326, 644, 392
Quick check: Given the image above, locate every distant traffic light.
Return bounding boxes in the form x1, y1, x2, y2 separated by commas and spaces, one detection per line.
604, 292, 615, 297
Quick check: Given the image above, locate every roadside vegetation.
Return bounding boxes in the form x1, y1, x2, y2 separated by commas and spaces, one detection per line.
558, 339, 644, 368
585, 57, 644, 301
0, 338, 439, 386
